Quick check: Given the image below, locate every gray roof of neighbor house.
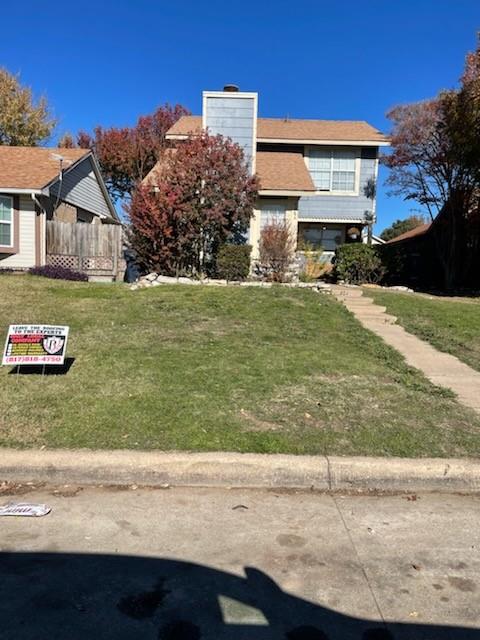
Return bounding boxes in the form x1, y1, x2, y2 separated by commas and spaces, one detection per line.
0, 146, 119, 222
167, 115, 389, 144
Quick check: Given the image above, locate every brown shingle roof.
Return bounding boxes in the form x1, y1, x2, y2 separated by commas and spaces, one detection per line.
144, 150, 315, 193
256, 152, 315, 192
386, 223, 431, 244
167, 116, 203, 137
167, 115, 388, 143
258, 118, 387, 142
142, 148, 177, 187
0, 147, 89, 190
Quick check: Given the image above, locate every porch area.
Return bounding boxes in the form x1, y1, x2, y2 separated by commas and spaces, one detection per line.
251, 197, 365, 262
297, 221, 363, 261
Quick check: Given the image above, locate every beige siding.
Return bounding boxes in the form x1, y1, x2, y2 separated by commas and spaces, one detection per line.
0, 196, 37, 268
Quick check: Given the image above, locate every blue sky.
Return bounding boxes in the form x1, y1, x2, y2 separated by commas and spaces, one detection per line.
2, 1, 479, 231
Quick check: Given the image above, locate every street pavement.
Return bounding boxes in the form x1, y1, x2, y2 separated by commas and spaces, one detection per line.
0, 485, 479, 639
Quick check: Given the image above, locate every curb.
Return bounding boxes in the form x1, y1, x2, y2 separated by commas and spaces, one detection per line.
1, 450, 480, 493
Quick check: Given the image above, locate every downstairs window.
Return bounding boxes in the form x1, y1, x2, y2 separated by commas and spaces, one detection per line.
260, 203, 286, 228
0, 195, 13, 247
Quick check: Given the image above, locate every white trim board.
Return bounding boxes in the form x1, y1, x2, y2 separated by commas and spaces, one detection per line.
298, 217, 365, 224
202, 91, 258, 99
257, 138, 389, 146
259, 189, 314, 197
0, 188, 48, 195
165, 134, 190, 140
167, 134, 389, 147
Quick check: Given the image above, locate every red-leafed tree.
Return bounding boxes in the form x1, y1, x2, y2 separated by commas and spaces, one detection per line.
383, 37, 480, 289
61, 104, 189, 201
259, 221, 295, 282
57, 132, 76, 148
127, 132, 258, 276
76, 130, 94, 150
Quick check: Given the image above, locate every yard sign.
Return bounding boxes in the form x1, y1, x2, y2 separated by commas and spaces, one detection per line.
2, 325, 69, 366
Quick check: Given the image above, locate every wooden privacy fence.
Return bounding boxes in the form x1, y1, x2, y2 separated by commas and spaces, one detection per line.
46, 221, 125, 281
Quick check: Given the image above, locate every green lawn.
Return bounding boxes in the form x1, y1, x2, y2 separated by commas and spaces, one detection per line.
365, 289, 480, 373
1, 275, 480, 457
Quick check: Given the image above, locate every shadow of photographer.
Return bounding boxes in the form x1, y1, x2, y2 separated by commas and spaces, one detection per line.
0, 552, 477, 639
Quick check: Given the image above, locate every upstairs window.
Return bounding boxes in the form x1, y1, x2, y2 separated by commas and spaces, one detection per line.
308, 150, 331, 190
0, 195, 13, 247
260, 203, 286, 228
309, 149, 356, 192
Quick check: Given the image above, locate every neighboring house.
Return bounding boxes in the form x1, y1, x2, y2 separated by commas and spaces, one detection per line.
362, 230, 386, 245
383, 207, 480, 290
151, 85, 389, 262
0, 147, 123, 279
379, 222, 434, 288
385, 223, 431, 245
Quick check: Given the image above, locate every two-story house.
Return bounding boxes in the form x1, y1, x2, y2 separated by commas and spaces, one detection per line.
163, 85, 389, 261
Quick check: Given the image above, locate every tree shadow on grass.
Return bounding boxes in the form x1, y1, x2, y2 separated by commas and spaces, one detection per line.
0, 552, 477, 639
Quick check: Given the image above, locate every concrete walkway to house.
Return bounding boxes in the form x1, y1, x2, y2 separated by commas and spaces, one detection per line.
332, 285, 480, 414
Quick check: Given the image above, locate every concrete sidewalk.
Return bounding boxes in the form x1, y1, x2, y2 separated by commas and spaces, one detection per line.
333, 285, 480, 414
0, 485, 479, 638
1, 448, 480, 493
